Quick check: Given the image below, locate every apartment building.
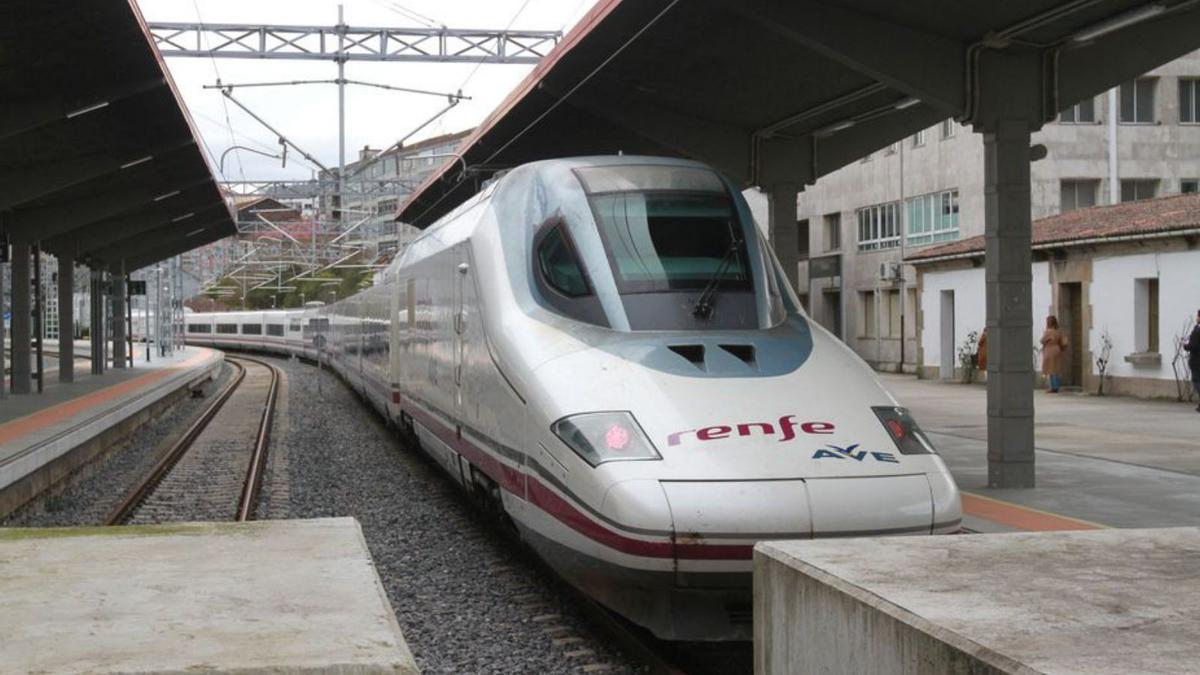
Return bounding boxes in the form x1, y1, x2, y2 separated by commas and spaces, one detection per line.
780, 50, 1200, 372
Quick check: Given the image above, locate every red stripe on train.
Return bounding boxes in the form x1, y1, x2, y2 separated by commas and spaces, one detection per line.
402, 399, 752, 561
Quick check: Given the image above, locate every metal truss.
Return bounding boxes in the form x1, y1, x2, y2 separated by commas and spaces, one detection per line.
220, 179, 418, 201
148, 22, 561, 63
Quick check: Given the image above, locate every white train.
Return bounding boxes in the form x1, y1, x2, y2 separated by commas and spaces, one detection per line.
187, 156, 962, 641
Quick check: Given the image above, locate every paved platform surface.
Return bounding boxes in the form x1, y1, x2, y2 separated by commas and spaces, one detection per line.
755, 527, 1200, 675
0, 346, 221, 514
0, 517, 417, 674
881, 374, 1200, 532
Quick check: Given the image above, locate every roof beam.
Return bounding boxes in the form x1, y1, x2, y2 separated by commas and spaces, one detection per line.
89, 217, 226, 265
725, 0, 966, 114
45, 198, 227, 257
5, 172, 212, 241
0, 78, 166, 142
124, 231, 228, 273
0, 138, 195, 210
1056, 3, 1200, 115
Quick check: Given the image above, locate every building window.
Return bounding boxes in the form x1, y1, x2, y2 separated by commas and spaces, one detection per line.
906, 190, 959, 245
1134, 278, 1160, 353
912, 129, 926, 147
883, 289, 902, 337
856, 202, 901, 251
1180, 79, 1200, 124
1182, 179, 1199, 194
823, 213, 841, 251
797, 219, 810, 260
859, 291, 877, 338
1060, 179, 1100, 211
1119, 78, 1156, 124
1120, 179, 1158, 202
1059, 97, 1096, 124
940, 119, 955, 139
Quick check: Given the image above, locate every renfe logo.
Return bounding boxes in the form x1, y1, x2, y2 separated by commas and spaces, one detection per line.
668, 415, 834, 446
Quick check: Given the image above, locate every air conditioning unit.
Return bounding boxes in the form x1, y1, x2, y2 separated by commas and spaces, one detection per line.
878, 261, 902, 283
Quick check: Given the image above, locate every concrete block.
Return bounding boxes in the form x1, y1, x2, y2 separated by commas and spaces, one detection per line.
755, 528, 1200, 674
0, 517, 417, 674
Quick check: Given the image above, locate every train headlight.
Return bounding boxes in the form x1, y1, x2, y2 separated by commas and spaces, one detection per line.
872, 407, 937, 455
551, 412, 662, 466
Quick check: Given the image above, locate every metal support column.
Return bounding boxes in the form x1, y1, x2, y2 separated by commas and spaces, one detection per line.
112, 263, 126, 369
57, 255, 74, 382
90, 269, 104, 375
126, 272, 133, 367
10, 242, 31, 394
0, 252, 6, 400
767, 182, 801, 292
984, 120, 1036, 489
32, 243, 43, 393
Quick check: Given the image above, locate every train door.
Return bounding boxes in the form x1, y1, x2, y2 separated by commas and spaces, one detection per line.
453, 245, 468, 413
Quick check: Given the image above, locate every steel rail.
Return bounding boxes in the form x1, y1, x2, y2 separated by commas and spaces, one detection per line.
105, 359, 247, 525
234, 355, 281, 521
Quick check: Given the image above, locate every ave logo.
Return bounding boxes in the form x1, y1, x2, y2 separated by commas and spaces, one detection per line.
812, 444, 898, 463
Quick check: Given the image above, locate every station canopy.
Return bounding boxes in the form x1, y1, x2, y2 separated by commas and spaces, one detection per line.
0, 0, 235, 272
399, 0, 1200, 228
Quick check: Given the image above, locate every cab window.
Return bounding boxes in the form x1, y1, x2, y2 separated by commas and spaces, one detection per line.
537, 224, 590, 297
532, 219, 608, 327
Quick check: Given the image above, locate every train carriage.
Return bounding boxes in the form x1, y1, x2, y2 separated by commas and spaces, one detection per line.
185, 156, 961, 641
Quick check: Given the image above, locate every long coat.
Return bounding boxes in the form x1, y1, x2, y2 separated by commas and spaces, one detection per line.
1186, 323, 1200, 375
1040, 328, 1067, 376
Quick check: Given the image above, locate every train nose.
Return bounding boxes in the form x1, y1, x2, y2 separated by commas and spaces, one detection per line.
661, 475, 935, 569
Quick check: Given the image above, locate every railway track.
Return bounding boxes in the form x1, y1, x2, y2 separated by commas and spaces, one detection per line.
106, 354, 280, 525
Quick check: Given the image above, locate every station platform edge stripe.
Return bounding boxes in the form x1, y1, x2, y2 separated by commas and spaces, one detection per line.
0, 349, 215, 446
961, 491, 1107, 531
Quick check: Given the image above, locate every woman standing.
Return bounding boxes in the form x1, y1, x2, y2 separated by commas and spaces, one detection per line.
1040, 315, 1068, 393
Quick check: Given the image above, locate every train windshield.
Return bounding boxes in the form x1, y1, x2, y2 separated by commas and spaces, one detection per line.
588, 192, 750, 294
564, 164, 777, 331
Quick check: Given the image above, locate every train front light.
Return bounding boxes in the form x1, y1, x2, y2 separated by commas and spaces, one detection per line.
551, 411, 662, 466
872, 406, 938, 455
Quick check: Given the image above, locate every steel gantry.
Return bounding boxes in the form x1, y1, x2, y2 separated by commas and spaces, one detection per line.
147, 22, 561, 64
147, 7, 561, 307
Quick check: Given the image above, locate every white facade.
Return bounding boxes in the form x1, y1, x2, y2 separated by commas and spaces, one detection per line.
917, 246, 1200, 396
919, 263, 1051, 380
785, 50, 1200, 371
1091, 250, 1200, 383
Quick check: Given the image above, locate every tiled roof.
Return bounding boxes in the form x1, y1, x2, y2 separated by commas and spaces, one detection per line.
906, 193, 1200, 263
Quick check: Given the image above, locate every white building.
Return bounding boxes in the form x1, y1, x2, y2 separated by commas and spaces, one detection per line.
765, 50, 1200, 374
908, 194, 1200, 399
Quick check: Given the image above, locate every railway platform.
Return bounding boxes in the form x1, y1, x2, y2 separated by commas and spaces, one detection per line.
752, 375, 1200, 673
0, 346, 222, 518
878, 373, 1200, 533
0, 517, 417, 674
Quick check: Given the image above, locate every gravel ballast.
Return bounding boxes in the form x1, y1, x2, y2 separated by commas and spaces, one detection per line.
262, 355, 643, 674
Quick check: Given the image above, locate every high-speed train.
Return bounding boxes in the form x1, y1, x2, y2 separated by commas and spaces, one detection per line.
187, 156, 961, 641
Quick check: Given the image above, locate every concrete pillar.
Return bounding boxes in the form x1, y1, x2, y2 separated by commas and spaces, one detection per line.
111, 266, 126, 369
57, 255, 74, 383
983, 120, 1036, 489
10, 242, 31, 394
767, 182, 801, 292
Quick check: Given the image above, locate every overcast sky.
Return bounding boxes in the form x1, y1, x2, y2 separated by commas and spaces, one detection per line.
137, 0, 598, 182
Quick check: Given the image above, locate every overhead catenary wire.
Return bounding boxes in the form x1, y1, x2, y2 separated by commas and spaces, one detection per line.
191, 0, 244, 182
412, 0, 681, 225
